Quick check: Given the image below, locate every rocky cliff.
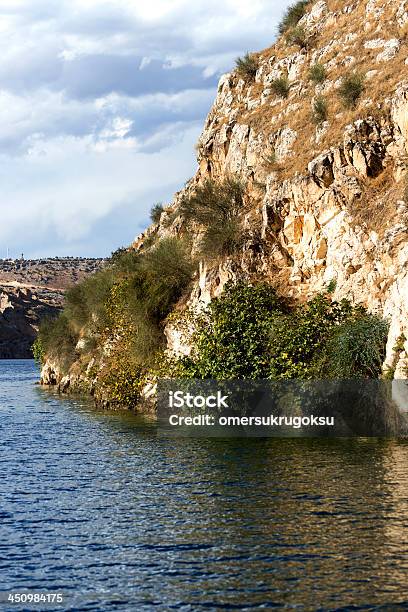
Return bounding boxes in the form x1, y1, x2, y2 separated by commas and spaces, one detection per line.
0, 258, 106, 359
0, 286, 62, 358
154, 0, 408, 379
41, 0, 408, 399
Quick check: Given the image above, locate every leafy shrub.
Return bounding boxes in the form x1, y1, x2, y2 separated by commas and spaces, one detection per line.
179, 177, 246, 259
338, 72, 365, 109
312, 96, 328, 124
150, 203, 164, 224
322, 315, 389, 378
104, 238, 194, 364
279, 1, 309, 34
286, 26, 308, 48
271, 76, 290, 99
64, 268, 114, 332
175, 282, 286, 379
326, 278, 337, 294
268, 296, 358, 379
132, 237, 195, 322
32, 337, 45, 365
97, 350, 144, 408
171, 283, 388, 381
235, 53, 258, 80
308, 63, 326, 83
40, 234, 194, 372
111, 248, 141, 276
38, 314, 78, 371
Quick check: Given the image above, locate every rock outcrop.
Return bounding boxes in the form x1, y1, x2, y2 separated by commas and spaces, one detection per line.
156, 0, 408, 380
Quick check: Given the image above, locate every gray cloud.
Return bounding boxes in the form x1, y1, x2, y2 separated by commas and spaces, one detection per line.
0, 0, 291, 257
60, 56, 218, 99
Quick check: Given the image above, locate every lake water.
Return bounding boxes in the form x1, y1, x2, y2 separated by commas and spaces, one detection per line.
1, 360, 408, 611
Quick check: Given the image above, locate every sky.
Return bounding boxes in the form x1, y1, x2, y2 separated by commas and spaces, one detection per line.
0, 0, 291, 258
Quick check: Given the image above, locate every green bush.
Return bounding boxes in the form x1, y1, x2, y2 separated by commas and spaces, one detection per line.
150, 203, 164, 224
38, 314, 78, 371
104, 238, 195, 364
32, 337, 45, 365
180, 177, 246, 259
322, 315, 389, 378
338, 72, 365, 109
268, 296, 357, 379
235, 53, 258, 80
132, 237, 195, 322
175, 282, 286, 379
279, 1, 309, 34
171, 283, 388, 381
286, 26, 308, 48
312, 96, 328, 124
40, 235, 194, 370
308, 63, 326, 83
64, 268, 114, 332
271, 76, 290, 99
111, 248, 141, 276
326, 278, 337, 294
97, 351, 144, 408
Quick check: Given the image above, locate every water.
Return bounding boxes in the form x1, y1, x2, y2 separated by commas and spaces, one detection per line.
1, 361, 408, 611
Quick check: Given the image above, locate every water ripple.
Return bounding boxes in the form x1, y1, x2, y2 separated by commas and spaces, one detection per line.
1, 361, 408, 611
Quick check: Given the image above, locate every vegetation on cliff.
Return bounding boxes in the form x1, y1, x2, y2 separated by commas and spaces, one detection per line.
39, 263, 389, 407
36, 167, 390, 407
37, 238, 195, 403
179, 177, 247, 259
169, 282, 388, 381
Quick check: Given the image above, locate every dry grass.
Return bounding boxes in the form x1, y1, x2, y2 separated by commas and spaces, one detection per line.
228, 0, 407, 180
349, 163, 398, 235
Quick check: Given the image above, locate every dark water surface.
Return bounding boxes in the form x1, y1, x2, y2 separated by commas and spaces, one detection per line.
1, 361, 408, 611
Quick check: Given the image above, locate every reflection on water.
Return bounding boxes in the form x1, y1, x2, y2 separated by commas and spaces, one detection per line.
1, 361, 408, 610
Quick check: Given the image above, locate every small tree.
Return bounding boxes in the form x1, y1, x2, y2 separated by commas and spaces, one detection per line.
150, 203, 164, 224
179, 177, 246, 259
338, 72, 365, 109
308, 63, 326, 83
312, 96, 328, 124
271, 76, 290, 99
235, 53, 258, 81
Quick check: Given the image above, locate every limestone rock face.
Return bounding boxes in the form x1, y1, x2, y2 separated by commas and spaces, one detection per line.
141, 0, 408, 380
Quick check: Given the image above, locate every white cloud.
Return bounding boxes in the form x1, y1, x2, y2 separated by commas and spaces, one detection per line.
0, 0, 291, 257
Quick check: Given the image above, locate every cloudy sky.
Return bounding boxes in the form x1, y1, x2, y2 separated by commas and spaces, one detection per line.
0, 0, 290, 258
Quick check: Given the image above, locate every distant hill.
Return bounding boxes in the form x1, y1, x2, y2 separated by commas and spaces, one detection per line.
0, 258, 106, 359
0, 257, 106, 290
